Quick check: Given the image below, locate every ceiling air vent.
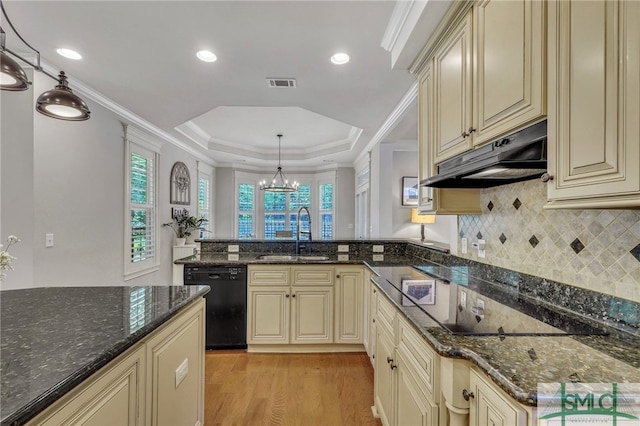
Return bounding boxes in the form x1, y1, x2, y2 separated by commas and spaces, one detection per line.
267, 78, 297, 88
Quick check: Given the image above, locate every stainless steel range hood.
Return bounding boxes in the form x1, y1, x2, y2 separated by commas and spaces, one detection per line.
422, 120, 547, 188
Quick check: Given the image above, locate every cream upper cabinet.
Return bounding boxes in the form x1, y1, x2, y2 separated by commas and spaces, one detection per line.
334, 266, 364, 344
433, 11, 474, 163
418, 61, 482, 215
546, 0, 640, 208
472, 0, 546, 146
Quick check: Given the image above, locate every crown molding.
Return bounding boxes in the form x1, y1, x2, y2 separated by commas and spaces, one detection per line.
381, 0, 416, 53
353, 81, 418, 166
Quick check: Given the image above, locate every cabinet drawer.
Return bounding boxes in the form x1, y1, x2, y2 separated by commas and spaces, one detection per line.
292, 266, 334, 286
248, 266, 290, 286
376, 293, 396, 339
397, 315, 439, 402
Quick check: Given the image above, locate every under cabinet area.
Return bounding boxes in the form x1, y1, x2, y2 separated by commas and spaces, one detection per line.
545, 0, 640, 208
247, 264, 365, 352
27, 299, 205, 426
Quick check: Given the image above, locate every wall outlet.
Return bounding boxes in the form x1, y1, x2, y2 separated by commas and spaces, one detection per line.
227, 253, 239, 261
228, 244, 239, 253
372, 254, 384, 261
460, 290, 467, 308
175, 358, 189, 388
45, 233, 54, 248
338, 245, 350, 252
373, 245, 384, 253
461, 238, 468, 254
478, 239, 486, 258
338, 254, 349, 261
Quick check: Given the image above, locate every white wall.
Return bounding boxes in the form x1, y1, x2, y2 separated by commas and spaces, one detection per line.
2, 71, 210, 288
335, 167, 355, 239
0, 69, 35, 289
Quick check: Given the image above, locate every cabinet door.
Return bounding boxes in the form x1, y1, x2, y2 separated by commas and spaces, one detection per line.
31, 344, 145, 426
374, 327, 396, 426
473, 0, 545, 146
146, 300, 205, 426
418, 62, 435, 213
396, 352, 439, 426
290, 287, 333, 344
433, 11, 473, 163
469, 369, 527, 426
546, 0, 640, 208
334, 267, 364, 344
247, 286, 290, 344
369, 284, 378, 366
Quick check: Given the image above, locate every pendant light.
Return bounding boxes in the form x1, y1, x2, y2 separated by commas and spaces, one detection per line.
0, 0, 90, 120
260, 134, 299, 193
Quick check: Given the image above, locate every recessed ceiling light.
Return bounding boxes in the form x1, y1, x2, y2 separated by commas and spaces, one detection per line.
330, 53, 350, 65
56, 48, 82, 60
197, 50, 217, 62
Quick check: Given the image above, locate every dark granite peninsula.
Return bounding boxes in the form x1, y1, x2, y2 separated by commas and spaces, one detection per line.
0, 285, 209, 426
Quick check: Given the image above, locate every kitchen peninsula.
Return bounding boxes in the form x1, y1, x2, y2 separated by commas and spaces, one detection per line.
0, 285, 209, 426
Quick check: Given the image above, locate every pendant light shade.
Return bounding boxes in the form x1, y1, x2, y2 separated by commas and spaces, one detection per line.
36, 71, 90, 121
1, 0, 90, 120
0, 50, 29, 90
260, 134, 299, 193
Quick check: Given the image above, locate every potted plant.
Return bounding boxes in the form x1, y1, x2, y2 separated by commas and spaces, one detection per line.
163, 212, 208, 245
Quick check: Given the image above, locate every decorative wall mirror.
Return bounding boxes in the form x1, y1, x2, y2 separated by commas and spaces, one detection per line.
170, 161, 191, 205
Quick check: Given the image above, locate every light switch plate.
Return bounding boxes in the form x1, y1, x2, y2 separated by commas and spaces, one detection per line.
373, 245, 384, 253
338, 245, 350, 252
45, 233, 54, 248
175, 358, 189, 388
228, 244, 239, 253
461, 238, 468, 254
478, 239, 486, 258
338, 254, 349, 261
460, 290, 467, 308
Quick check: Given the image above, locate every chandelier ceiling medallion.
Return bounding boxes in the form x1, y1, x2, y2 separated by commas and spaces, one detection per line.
260, 134, 299, 193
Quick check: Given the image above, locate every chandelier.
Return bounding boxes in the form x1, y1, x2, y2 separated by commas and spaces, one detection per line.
260, 134, 299, 192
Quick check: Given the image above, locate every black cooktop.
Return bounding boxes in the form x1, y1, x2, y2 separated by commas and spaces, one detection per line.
372, 264, 608, 337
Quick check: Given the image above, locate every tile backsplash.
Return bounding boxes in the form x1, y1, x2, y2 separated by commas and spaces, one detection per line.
458, 180, 640, 303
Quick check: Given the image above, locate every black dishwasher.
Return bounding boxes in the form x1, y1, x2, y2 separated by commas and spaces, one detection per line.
184, 265, 247, 349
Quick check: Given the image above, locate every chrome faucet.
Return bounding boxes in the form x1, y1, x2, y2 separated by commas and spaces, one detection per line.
296, 206, 312, 255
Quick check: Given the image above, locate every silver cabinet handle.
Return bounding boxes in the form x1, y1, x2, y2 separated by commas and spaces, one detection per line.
541, 173, 554, 182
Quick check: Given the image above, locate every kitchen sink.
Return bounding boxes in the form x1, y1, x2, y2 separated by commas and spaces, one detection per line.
255, 254, 331, 261
297, 255, 330, 261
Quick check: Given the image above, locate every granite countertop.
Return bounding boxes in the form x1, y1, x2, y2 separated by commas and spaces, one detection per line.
0, 285, 210, 426
369, 266, 640, 406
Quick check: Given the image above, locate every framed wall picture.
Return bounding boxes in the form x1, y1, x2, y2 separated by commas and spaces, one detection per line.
170, 161, 191, 205
401, 279, 436, 306
402, 176, 419, 206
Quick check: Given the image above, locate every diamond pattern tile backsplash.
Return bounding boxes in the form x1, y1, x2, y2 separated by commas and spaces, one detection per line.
458, 180, 640, 303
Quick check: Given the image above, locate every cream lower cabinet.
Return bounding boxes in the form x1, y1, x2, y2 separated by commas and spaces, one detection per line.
469, 368, 527, 426
28, 298, 205, 426
546, 0, 640, 208
364, 268, 377, 366
374, 296, 440, 426
248, 265, 334, 346
334, 266, 364, 344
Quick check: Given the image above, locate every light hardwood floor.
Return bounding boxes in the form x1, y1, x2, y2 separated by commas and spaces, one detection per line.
205, 350, 382, 426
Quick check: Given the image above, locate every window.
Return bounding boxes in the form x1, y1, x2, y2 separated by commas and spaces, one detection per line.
235, 171, 335, 240
238, 183, 255, 239
319, 183, 333, 240
125, 125, 161, 278
197, 163, 214, 237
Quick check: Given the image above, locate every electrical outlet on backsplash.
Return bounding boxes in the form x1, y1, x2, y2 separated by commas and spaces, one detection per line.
458, 179, 640, 302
